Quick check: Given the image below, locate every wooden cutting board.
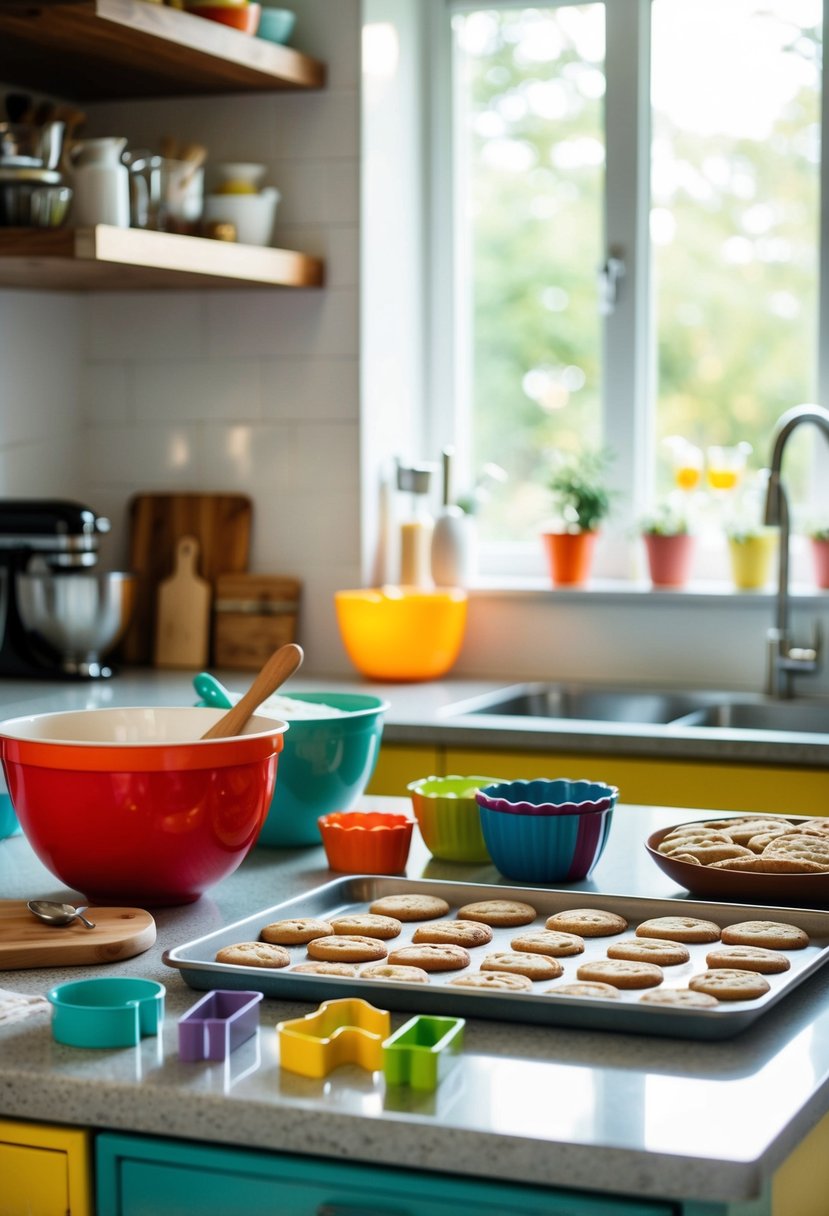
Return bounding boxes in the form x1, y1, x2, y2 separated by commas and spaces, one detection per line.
120, 492, 252, 665
154, 535, 211, 669
0, 904, 156, 970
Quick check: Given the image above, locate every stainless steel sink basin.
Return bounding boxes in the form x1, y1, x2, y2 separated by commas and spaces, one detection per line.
441, 683, 719, 726
671, 702, 829, 735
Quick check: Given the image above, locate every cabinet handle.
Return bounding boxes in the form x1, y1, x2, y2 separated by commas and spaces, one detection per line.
317, 1204, 410, 1216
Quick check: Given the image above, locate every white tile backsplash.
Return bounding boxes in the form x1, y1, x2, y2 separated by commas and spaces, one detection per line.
204, 286, 358, 358
261, 356, 359, 422
85, 292, 206, 361
132, 359, 263, 423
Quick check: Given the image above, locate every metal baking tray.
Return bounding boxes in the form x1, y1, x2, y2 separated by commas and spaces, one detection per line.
162, 876, 829, 1040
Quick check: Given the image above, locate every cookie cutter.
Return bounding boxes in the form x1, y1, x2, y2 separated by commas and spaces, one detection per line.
382, 1014, 465, 1091
178, 989, 263, 1063
277, 997, 391, 1078
47, 977, 165, 1049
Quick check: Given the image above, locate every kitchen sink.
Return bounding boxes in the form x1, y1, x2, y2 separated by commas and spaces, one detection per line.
441, 683, 720, 726
670, 702, 829, 735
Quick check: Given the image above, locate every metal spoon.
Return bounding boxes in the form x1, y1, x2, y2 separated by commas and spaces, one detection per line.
193, 671, 234, 710
27, 900, 96, 930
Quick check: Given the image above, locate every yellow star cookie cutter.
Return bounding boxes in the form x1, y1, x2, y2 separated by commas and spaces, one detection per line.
276, 998, 391, 1078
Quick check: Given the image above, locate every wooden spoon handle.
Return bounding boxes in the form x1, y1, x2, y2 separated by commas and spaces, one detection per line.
200, 643, 304, 740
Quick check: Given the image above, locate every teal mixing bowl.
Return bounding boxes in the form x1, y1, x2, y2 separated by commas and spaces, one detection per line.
193, 691, 386, 847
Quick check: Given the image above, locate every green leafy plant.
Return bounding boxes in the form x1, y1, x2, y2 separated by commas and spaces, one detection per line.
808, 523, 829, 542
547, 447, 614, 533
638, 502, 690, 537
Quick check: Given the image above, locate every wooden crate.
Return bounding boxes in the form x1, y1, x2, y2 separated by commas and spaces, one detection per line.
212, 574, 301, 669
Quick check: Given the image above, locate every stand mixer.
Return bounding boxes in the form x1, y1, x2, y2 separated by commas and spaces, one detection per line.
0, 499, 135, 679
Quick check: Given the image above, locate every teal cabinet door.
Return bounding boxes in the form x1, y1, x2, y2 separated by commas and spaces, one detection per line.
97, 1133, 674, 1216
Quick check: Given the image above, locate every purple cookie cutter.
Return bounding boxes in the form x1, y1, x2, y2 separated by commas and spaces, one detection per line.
178, 989, 263, 1062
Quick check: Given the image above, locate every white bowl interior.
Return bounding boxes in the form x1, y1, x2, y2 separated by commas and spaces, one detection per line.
0, 706, 286, 746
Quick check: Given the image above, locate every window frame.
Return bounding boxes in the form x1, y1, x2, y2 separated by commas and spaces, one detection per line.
424, 0, 829, 585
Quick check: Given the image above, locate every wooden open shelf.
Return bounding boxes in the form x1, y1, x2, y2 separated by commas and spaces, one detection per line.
0, 225, 325, 290
0, 0, 326, 99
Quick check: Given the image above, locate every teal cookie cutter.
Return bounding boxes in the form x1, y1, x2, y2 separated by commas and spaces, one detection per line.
277, 997, 390, 1078
47, 976, 165, 1049
382, 1014, 465, 1091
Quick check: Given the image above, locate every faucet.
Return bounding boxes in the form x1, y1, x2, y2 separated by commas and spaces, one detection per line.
763, 404, 829, 697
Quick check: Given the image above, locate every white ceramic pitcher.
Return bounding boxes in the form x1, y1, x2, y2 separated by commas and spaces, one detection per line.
69, 137, 130, 228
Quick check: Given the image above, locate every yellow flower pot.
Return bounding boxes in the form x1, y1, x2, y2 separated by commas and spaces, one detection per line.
727, 530, 777, 590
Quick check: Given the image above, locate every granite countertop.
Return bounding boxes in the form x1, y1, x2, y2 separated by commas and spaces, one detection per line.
0, 668, 828, 766
2, 791, 829, 1207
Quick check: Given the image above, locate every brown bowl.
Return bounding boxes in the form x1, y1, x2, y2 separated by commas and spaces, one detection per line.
646, 816, 829, 906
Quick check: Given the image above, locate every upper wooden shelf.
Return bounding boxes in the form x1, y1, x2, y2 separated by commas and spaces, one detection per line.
0, 0, 326, 100
0, 225, 325, 290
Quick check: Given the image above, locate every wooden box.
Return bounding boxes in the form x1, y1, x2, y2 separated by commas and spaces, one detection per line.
213, 574, 301, 670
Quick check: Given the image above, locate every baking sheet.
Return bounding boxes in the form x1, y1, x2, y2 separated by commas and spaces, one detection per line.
162, 876, 829, 1040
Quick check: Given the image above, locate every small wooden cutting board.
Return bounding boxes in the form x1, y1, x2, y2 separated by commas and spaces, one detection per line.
0, 904, 157, 970
154, 534, 212, 668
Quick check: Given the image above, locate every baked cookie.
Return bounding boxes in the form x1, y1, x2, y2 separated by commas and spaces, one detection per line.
544, 981, 619, 999
509, 930, 585, 957
688, 968, 771, 1001
291, 961, 361, 977
639, 988, 719, 1008
215, 941, 291, 969
368, 894, 450, 921
449, 971, 533, 992
705, 945, 791, 974
710, 856, 829, 874
659, 832, 735, 855
359, 964, 430, 984
412, 919, 493, 948
544, 909, 628, 937
576, 959, 664, 990
457, 899, 537, 927
763, 834, 829, 865
606, 938, 690, 966
386, 943, 471, 972
635, 916, 721, 944
664, 844, 754, 865
329, 914, 402, 940
306, 934, 388, 963
260, 917, 334, 945
480, 951, 563, 981
720, 920, 810, 950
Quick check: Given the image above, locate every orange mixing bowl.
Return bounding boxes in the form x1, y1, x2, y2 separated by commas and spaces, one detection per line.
187, 3, 261, 33
0, 707, 286, 906
334, 587, 468, 681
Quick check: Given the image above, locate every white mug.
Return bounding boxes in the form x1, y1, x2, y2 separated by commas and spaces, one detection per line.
69, 137, 130, 228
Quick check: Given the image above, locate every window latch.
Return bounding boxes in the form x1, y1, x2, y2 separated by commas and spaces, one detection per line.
598, 254, 626, 315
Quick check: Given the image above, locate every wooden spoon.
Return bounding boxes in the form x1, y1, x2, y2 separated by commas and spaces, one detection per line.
199, 642, 304, 740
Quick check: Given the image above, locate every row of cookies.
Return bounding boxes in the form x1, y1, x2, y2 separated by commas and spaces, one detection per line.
213, 896, 811, 1005
657, 815, 829, 873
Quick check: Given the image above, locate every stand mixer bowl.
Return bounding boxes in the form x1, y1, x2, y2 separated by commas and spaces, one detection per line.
17, 570, 136, 677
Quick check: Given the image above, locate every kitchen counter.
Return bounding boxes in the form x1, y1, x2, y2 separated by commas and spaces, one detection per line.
2, 796, 829, 1210
0, 667, 828, 766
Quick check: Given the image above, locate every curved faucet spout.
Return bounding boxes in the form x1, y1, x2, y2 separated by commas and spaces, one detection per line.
763, 404, 829, 697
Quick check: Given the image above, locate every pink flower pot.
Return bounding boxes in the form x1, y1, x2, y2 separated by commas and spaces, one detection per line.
810, 538, 829, 589
643, 533, 695, 588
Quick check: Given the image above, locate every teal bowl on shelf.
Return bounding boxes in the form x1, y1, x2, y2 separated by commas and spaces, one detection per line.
0, 791, 20, 839
195, 691, 389, 848
256, 7, 296, 43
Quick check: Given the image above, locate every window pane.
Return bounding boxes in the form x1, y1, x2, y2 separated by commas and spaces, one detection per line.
452, 5, 606, 541
652, 0, 822, 501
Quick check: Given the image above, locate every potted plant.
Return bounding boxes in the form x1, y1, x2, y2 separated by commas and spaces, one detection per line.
808, 525, 829, 589
638, 503, 695, 588
541, 447, 613, 586
726, 525, 778, 591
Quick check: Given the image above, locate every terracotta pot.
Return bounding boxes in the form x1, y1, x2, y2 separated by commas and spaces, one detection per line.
541, 531, 598, 587
727, 532, 777, 591
642, 533, 695, 588
810, 538, 829, 590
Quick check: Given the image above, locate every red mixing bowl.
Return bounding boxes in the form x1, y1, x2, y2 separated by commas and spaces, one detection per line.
0, 706, 286, 906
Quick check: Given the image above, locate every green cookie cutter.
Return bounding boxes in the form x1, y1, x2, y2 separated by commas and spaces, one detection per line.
382, 1014, 465, 1091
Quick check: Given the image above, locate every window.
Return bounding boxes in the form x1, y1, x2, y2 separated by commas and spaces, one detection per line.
434, 0, 826, 580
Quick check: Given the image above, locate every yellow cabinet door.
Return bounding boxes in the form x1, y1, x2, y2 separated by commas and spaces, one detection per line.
442, 748, 829, 816
0, 1119, 92, 1216
366, 745, 439, 797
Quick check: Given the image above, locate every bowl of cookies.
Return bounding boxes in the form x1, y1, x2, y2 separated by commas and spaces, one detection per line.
646, 814, 829, 904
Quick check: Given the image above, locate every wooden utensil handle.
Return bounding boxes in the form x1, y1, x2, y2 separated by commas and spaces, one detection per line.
200, 642, 304, 739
